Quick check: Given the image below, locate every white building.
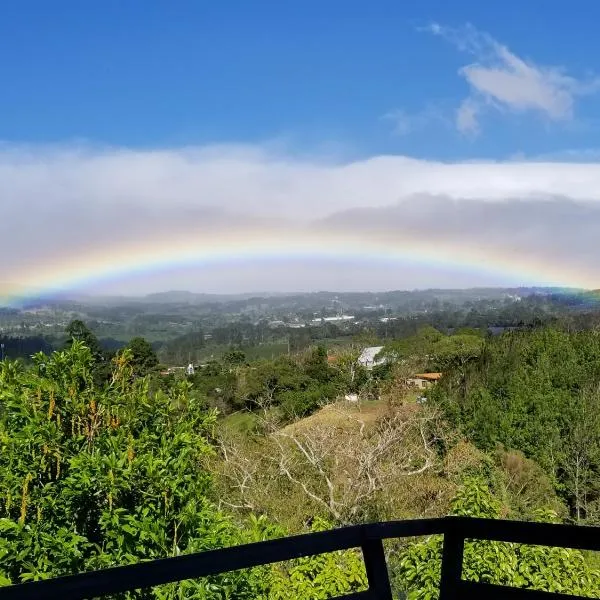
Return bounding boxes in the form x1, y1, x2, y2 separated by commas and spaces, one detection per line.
358, 346, 385, 370
311, 315, 355, 325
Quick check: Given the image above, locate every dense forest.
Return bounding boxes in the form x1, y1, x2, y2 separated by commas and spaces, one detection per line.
432, 328, 600, 522
0, 315, 599, 597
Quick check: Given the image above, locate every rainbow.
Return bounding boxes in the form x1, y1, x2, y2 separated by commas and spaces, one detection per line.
0, 228, 596, 304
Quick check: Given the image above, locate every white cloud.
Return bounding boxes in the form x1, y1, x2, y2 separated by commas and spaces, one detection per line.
426, 23, 600, 134
456, 98, 480, 135
2, 143, 600, 293
382, 104, 449, 136
382, 109, 414, 136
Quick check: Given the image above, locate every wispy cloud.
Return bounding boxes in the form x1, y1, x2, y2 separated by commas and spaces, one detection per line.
426, 23, 600, 135
456, 98, 480, 136
382, 104, 449, 136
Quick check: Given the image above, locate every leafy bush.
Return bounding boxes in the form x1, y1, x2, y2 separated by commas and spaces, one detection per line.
266, 518, 367, 600
0, 343, 263, 597
397, 478, 600, 599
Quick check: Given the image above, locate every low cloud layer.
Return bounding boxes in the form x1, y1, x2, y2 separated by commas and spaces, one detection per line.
2, 143, 600, 293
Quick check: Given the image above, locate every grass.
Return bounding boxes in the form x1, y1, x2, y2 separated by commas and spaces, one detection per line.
185, 342, 290, 364
193, 337, 357, 365
280, 397, 389, 435
220, 411, 260, 435
219, 387, 423, 438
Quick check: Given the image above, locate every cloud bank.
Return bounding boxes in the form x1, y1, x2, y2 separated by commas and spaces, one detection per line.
2, 143, 600, 293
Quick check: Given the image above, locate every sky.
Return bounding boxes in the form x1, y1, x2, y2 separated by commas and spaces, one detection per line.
3, 1, 600, 296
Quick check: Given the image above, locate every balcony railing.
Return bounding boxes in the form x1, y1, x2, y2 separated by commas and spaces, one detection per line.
0, 516, 598, 599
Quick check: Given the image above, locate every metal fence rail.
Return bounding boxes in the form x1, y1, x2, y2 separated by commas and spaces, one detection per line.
0, 516, 598, 600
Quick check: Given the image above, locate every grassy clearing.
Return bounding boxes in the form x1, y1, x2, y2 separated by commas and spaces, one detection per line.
219, 411, 260, 435
280, 398, 389, 435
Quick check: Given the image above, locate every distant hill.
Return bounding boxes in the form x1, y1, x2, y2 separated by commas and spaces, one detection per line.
144, 291, 221, 304
2, 286, 591, 312
142, 290, 297, 304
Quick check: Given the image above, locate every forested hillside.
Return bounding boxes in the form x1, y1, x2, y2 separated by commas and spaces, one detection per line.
432, 327, 600, 522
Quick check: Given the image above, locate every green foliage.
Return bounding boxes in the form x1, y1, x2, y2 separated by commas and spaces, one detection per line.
190, 360, 240, 411
267, 518, 368, 600
428, 334, 484, 372
0, 342, 377, 598
222, 349, 247, 367
303, 347, 330, 384
63, 319, 113, 385
381, 327, 483, 373
236, 351, 341, 418
0, 343, 263, 597
398, 478, 600, 599
4, 318, 598, 598
0, 336, 55, 362
64, 320, 103, 361
432, 327, 600, 520
123, 337, 159, 378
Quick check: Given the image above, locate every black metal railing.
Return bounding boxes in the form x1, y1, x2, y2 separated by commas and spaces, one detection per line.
0, 516, 598, 599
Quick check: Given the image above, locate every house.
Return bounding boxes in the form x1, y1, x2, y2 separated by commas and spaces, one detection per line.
358, 346, 385, 370
407, 372, 442, 389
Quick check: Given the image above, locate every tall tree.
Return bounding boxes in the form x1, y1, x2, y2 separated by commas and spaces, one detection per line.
124, 337, 159, 378
64, 320, 102, 360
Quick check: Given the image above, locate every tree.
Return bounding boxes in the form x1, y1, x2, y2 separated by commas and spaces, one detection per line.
217, 405, 441, 524
0, 343, 265, 597
303, 346, 332, 384
561, 386, 600, 522
429, 334, 483, 371
330, 349, 369, 395
124, 336, 159, 378
64, 320, 102, 361
223, 348, 247, 367
432, 327, 600, 518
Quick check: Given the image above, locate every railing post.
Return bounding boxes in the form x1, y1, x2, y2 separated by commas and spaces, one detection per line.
439, 517, 465, 600
361, 538, 393, 600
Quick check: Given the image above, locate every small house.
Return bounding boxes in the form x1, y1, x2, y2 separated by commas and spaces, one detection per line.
407, 372, 442, 389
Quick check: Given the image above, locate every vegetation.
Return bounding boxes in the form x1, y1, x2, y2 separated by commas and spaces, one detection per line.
0, 343, 266, 596
398, 478, 599, 598
432, 327, 600, 522
1, 308, 600, 597
188, 345, 370, 419
123, 336, 159, 378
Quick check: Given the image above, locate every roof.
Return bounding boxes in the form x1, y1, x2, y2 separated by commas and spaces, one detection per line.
358, 346, 385, 363
413, 372, 443, 381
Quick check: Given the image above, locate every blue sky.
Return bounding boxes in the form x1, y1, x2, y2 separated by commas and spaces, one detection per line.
3, 1, 600, 159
